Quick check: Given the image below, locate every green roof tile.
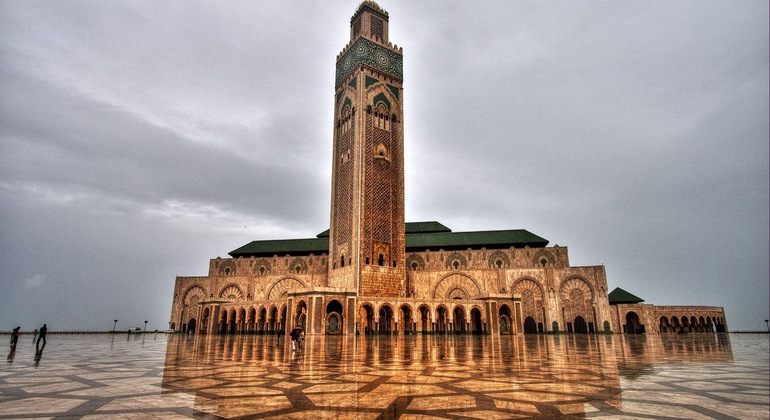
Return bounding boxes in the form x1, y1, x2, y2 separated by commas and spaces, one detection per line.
406, 229, 547, 251
229, 237, 329, 258
405, 221, 452, 234
229, 222, 548, 258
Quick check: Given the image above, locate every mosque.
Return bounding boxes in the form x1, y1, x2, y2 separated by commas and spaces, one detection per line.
169, 2, 727, 336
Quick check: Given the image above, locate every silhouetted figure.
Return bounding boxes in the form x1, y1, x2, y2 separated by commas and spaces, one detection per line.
10, 326, 21, 349
36, 324, 47, 347
7, 348, 15, 363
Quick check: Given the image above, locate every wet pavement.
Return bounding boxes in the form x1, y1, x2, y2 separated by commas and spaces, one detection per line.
0, 333, 767, 419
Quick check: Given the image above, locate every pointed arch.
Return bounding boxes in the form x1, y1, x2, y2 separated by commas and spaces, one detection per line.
365, 85, 401, 128
399, 303, 414, 334
513, 278, 545, 329
512, 278, 544, 299
219, 284, 243, 300
433, 273, 481, 299
183, 286, 206, 306
266, 277, 307, 300
559, 277, 594, 301
372, 92, 391, 112
560, 276, 595, 333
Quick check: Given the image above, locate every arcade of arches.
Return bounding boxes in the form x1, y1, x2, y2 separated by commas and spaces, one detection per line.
172, 281, 728, 336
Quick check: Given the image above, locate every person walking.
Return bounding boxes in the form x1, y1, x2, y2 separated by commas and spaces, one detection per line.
10, 326, 21, 348
290, 328, 300, 351
36, 324, 47, 347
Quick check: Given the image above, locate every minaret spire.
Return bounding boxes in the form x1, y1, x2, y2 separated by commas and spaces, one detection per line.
350, 1, 390, 44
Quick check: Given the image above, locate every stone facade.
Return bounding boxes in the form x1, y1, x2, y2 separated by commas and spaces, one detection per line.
169, 1, 727, 336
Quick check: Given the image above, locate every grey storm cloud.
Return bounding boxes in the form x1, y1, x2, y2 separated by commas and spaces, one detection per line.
0, 1, 767, 332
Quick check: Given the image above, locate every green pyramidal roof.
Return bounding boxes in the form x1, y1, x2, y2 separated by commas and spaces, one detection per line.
608, 287, 645, 304
229, 222, 548, 258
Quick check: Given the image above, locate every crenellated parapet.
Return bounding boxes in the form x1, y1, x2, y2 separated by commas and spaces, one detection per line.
208, 254, 328, 277
336, 34, 402, 61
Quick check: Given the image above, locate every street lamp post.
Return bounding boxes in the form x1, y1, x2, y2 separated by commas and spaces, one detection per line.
113, 319, 118, 333
144, 320, 148, 333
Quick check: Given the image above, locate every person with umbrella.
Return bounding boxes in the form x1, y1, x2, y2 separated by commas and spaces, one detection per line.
290, 327, 303, 351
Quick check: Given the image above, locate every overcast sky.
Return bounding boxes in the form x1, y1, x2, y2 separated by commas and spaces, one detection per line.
1, 1, 767, 332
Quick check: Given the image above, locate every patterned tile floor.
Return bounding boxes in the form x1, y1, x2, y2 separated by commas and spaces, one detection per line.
0, 333, 767, 419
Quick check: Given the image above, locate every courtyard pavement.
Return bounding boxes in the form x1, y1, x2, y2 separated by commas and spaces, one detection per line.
0, 333, 767, 419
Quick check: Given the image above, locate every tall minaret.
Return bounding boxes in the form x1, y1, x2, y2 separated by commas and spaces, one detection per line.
328, 1, 405, 297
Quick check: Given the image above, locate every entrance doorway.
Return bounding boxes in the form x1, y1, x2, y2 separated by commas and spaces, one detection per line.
379, 305, 394, 334
470, 308, 482, 334
400, 305, 413, 334
453, 307, 465, 334
360, 304, 374, 334
574, 316, 588, 333
499, 305, 512, 334
524, 316, 537, 334
625, 312, 645, 334
326, 300, 343, 334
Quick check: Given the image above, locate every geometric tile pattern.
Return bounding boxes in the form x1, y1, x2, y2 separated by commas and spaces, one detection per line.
1, 333, 767, 419
336, 38, 403, 87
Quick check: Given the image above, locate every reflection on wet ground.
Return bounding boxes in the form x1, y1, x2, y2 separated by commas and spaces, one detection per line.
0, 333, 767, 418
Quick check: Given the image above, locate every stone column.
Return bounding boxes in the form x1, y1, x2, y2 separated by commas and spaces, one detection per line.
208, 304, 220, 334
286, 297, 294, 333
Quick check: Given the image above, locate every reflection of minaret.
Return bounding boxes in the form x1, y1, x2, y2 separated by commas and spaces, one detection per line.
328, 1, 405, 297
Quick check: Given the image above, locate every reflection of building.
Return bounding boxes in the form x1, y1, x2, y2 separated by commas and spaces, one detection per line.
160, 334, 735, 418
168, 1, 727, 336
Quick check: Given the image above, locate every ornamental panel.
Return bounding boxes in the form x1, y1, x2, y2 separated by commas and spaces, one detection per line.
336, 38, 403, 86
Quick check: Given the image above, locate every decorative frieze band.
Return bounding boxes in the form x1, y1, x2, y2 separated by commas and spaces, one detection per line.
336, 37, 403, 87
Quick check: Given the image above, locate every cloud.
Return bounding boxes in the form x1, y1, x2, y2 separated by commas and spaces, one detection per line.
22, 274, 46, 289
0, 1, 766, 331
